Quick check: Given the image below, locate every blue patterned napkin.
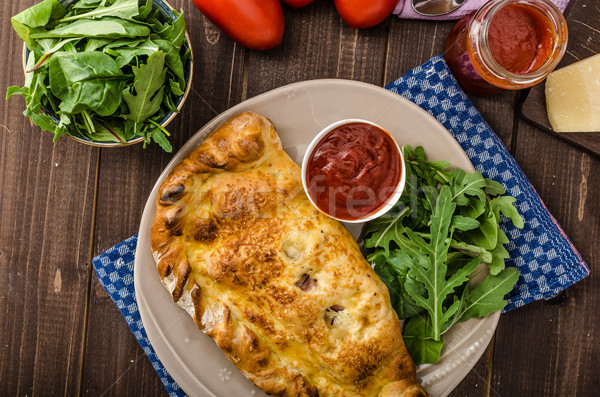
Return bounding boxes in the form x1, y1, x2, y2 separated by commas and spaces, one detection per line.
92, 55, 589, 396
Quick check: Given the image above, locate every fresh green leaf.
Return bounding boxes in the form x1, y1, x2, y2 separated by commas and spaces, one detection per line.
403, 316, 445, 365
450, 168, 487, 205
487, 228, 510, 275
137, 0, 153, 19
493, 196, 525, 229
466, 206, 499, 250
71, 0, 103, 10
49, 51, 126, 116
451, 215, 479, 231
169, 78, 184, 97
458, 267, 520, 321
27, 37, 79, 71
11, 0, 66, 47
58, 0, 139, 23
364, 205, 410, 255
122, 51, 167, 122
12, 0, 64, 28
6, 86, 28, 100
150, 125, 172, 152
156, 10, 186, 49
484, 178, 506, 196
459, 196, 487, 219
31, 17, 151, 39
404, 186, 467, 340
363, 145, 522, 365
450, 240, 493, 263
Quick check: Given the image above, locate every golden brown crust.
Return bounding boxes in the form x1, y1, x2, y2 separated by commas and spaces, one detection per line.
151, 111, 427, 397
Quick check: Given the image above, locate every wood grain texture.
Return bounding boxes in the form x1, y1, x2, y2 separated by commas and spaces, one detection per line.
80, 1, 244, 395
492, 122, 599, 396
519, 0, 600, 158
0, 1, 97, 396
246, 0, 388, 95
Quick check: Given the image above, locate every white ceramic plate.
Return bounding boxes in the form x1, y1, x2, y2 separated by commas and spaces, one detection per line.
134, 79, 499, 397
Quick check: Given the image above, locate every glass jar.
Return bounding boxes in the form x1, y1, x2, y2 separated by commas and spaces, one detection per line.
443, 0, 568, 95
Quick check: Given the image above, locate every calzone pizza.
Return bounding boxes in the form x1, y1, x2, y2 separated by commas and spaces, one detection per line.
151, 112, 427, 397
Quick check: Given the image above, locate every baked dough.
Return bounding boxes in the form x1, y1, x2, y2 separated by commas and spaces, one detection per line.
151, 112, 427, 397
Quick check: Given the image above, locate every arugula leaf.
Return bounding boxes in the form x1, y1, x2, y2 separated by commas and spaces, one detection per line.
137, 0, 153, 20
122, 51, 167, 122
493, 196, 525, 228
487, 228, 510, 275
364, 205, 410, 255
458, 267, 519, 321
450, 168, 487, 205
404, 186, 479, 340
366, 145, 522, 364
374, 250, 425, 319
466, 206, 499, 250
451, 215, 479, 231
450, 240, 492, 263
151, 128, 172, 153
484, 178, 506, 196
402, 316, 445, 365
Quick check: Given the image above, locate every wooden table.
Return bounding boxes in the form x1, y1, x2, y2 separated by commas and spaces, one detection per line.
1, 1, 598, 396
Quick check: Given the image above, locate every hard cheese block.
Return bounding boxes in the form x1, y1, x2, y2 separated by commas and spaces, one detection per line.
545, 53, 600, 132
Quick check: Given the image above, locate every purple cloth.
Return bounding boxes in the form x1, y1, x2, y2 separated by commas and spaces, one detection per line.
394, 0, 569, 20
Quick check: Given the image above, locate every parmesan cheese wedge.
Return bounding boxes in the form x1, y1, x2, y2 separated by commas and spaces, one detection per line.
545, 53, 600, 132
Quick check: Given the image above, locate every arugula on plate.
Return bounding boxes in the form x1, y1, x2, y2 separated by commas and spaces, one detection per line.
6, 0, 192, 152
364, 146, 523, 365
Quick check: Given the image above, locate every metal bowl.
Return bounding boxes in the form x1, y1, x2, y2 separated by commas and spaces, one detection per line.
21, 0, 193, 148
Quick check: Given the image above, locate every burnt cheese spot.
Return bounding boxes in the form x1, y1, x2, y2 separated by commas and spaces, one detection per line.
165, 218, 183, 236
193, 218, 218, 242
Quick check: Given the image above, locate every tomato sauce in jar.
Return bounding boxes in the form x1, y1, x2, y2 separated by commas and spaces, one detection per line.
444, 0, 567, 95
305, 122, 402, 221
487, 4, 554, 74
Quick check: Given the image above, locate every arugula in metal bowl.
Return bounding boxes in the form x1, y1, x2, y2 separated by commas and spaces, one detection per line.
6, 0, 192, 152
363, 146, 523, 365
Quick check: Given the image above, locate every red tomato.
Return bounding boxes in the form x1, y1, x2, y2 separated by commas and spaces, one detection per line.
334, 0, 399, 29
192, 0, 284, 50
281, 0, 316, 8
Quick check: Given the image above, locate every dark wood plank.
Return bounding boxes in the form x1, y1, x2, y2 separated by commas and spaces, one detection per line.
447, 351, 491, 397
246, 0, 389, 95
79, 1, 245, 395
519, 0, 600, 158
0, 2, 96, 395
491, 122, 599, 396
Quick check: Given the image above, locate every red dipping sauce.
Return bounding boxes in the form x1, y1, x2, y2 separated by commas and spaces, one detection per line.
305, 122, 402, 221
487, 4, 554, 74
